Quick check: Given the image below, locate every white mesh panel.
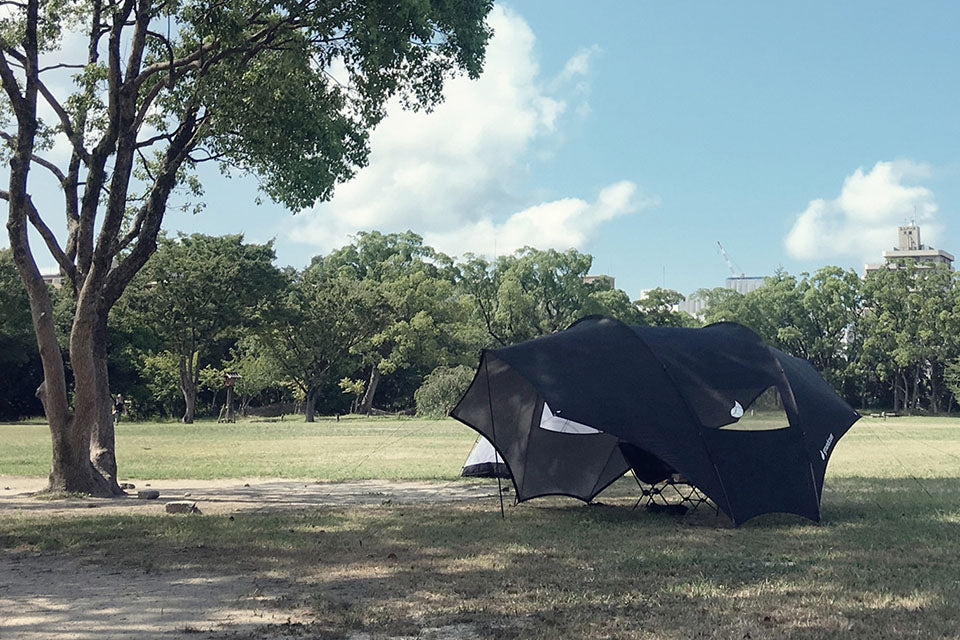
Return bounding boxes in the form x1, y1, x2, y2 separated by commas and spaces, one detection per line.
539, 402, 602, 434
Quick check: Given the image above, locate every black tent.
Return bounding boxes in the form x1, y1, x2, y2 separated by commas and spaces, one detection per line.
451, 316, 860, 525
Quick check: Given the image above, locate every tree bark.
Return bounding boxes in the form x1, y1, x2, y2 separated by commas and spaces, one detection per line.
89, 311, 123, 494
359, 367, 381, 415
2, 2, 110, 496
911, 369, 920, 413
929, 361, 940, 415
304, 387, 319, 422
63, 298, 116, 496
179, 354, 197, 423
90, 311, 123, 495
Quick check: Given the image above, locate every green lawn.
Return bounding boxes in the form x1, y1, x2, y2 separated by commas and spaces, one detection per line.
0, 415, 478, 480
2, 415, 960, 639
2, 414, 958, 482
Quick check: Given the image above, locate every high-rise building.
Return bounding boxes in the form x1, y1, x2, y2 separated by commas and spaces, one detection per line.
583, 274, 615, 288
40, 272, 65, 288
864, 224, 954, 273
724, 276, 765, 295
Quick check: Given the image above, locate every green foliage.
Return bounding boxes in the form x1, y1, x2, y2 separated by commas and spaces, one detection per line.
10, 218, 960, 422
1, 0, 493, 430
339, 377, 366, 414
319, 231, 470, 411
458, 247, 644, 347
0, 250, 42, 419
858, 264, 959, 412
703, 262, 960, 412
945, 360, 960, 401
158, 0, 492, 210
254, 258, 388, 416
139, 351, 183, 416
414, 365, 476, 418
117, 233, 285, 418
634, 287, 698, 327
222, 340, 288, 407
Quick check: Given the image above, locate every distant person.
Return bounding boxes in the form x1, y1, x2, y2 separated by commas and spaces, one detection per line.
113, 394, 125, 424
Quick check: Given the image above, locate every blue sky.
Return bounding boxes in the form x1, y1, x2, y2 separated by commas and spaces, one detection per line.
13, 1, 960, 299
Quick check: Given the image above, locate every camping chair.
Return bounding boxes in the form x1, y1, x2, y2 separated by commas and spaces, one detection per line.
631, 473, 719, 515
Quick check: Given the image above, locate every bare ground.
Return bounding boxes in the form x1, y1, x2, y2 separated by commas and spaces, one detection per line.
0, 476, 499, 640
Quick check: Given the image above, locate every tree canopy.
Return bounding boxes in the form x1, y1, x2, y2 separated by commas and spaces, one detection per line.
1, 0, 493, 495
7, 230, 960, 424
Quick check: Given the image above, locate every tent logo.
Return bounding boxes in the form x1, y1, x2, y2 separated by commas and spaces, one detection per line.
730, 401, 744, 418
820, 433, 835, 460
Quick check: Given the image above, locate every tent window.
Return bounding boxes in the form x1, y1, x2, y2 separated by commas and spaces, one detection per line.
538, 401, 602, 435
719, 386, 790, 431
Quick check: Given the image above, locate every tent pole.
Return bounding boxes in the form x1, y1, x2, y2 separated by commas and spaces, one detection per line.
484, 355, 505, 519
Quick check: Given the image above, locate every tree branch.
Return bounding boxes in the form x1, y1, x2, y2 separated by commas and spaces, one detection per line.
1, 189, 76, 283
35, 78, 91, 163
39, 63, 87, 72
135, 128, 174, 149
0, 50, 27, 116
0, 131, 67, 182
103, 103, 201, 308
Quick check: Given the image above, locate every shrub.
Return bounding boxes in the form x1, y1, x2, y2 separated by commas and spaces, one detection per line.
414, 365, 475, 418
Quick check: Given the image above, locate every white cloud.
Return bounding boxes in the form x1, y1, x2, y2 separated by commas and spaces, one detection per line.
424, 181, 656, 257
784, 160, 940, 262
289, 7, 640, 258
556, 44, 602, 87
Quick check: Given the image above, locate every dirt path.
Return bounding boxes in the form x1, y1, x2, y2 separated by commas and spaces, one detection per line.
0, 476, 500, 639
1, 553, 303, 639
0, 476, 499, 516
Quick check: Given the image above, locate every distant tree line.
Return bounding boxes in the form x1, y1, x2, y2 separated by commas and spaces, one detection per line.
698, 264, 960, 414
2, 235, 958, 420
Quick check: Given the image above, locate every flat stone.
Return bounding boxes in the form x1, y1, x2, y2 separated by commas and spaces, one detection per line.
137, 490, 160, 500
165, 501, 201, 514
120, 482, 136, 490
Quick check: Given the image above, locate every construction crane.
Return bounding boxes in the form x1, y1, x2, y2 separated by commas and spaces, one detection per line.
717, 241, 744, 278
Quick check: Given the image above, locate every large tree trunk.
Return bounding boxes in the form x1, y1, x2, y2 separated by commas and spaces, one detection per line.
89, 312, 122, 494
911, 368, 920, 412
64, 297, 117, 496
304, 386, 319, 422
359, 367, 381, 415
929, 361, 940, 415
11, 249, 104, 496
3, 0, 198, 497
4, 33, 110, 496
179, 354, 197, 423
893, 368, 904, 412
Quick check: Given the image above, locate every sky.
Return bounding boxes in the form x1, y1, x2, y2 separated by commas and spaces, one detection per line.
10, 1, 960, 299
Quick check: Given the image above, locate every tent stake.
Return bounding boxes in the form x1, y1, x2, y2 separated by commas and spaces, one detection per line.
484, 355, 506, 519
495, 468, 505, 519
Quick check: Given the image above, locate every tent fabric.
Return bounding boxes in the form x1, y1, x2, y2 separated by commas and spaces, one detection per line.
451, 315, 860, 525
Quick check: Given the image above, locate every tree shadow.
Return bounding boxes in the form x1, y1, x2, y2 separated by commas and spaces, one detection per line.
0, 551, 301, 639
1, 476, 958, 638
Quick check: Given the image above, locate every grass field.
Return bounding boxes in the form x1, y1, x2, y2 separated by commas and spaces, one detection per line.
0, 416, 478, 480
2, 415, 960, 638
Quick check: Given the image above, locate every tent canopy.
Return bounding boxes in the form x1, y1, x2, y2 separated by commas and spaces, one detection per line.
451, 316, 859, 525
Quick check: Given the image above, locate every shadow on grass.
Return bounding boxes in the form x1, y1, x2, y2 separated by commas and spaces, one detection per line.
0, 478, 498, 515
0, 551, 298, 639
1, 476, 958, 639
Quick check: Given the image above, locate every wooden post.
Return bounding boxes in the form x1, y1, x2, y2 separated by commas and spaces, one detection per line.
219, 371, 240, 423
